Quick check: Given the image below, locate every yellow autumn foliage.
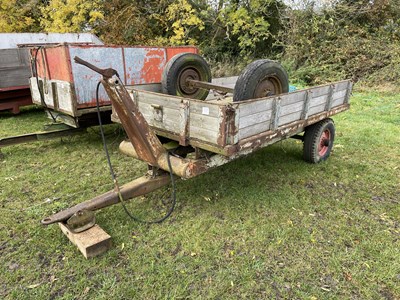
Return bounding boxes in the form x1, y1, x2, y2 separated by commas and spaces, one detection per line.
166, 0, 205, 45
40, 0, 104, 32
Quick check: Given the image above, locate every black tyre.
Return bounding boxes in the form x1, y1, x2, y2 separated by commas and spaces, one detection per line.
303, 118, 335, 163
161, 53, 211, 100
233, 59, 289, 102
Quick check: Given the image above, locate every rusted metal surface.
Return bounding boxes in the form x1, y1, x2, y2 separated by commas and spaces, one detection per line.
41, 63, 352, 227
31, 44, 199, 115
66, 210, 96, 233
70, 46, 126, 108
41, 173, 172, 225
0, 126, 86, 148
179, 100, 190, 146
106, 78, 166, 166
166, 47, 198, 60
0, 86, 32, 114
124, 48, 166, 85
74, 55, 166, 166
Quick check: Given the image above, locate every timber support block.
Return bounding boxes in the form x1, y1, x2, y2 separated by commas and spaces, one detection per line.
59, 223, 111, 259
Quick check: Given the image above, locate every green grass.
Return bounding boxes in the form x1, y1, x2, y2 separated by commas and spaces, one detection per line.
0, 88, 399, 299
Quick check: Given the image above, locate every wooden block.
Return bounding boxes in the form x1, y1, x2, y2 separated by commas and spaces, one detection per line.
59, 223, 111, 259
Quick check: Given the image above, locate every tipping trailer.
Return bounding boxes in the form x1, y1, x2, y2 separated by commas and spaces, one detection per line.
29, 44, 199, 127
0, 45, 199, 150
0, 33, 103, 114
42, 54, 352, 232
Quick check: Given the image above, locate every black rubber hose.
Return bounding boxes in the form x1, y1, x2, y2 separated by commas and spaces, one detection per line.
95, 81, 176, 224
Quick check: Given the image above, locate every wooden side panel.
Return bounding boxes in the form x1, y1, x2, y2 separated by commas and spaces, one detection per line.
135, 90, 222, 145
237, 99, 273, 140
331, 89, 348, 107
236, 80, 352, 140
115, 80, 352, 150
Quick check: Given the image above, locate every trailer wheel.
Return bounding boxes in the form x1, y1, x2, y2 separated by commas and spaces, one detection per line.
161, 53, 211, 100
303, 118, 335, 163
233, 59, 289, 102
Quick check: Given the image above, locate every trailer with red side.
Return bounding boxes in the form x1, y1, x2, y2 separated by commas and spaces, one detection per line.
41, 55, 352, 258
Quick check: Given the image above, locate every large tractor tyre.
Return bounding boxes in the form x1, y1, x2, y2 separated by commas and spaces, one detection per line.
303, 118, 336, 163
233, 59, 289, 102
161, 53, 212, 100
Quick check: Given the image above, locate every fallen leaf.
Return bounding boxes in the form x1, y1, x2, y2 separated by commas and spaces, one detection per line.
27, 283, 41, 289
343, 271, 352, 281
82, 287, 90, 296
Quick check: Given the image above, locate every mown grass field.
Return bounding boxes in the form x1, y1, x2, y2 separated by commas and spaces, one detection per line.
0, 86, 399, 299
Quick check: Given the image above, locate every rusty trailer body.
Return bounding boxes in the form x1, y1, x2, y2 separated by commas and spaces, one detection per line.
0, 33, 104, 114
29, 44, 198, 127
42, 56, 352, 226
112, 78, 352, 178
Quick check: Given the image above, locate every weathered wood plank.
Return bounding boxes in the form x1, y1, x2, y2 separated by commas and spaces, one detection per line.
59, 223, 111, 259
333, 80, 350, 92
239, 110, 272, 130
238, 121, 270, 140
190, 113, 220, 130
179, 100, 190, 145
278, 111, 302, 127
189, 101, 221, 118
308, 103, 326, 116
308, 85, 330, 98
324, 85, 335, 111
238, 99, 273, 118
301, 90, 312, 120
280, 90, 307, 107
344, 81, 353, 104
139, 104, 181, 132
280, 101, 304, 116
190, 126, 219, 143
332, 89, 347, 101
309, 94, 329, 108
270, 97, 281, 130
331, 97, 346, 108
137, 91, 182, 110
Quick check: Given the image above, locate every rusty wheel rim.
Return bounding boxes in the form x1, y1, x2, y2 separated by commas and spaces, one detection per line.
318, 129, 331, 156
178, 68, 200, 97
254, 75, 283, 98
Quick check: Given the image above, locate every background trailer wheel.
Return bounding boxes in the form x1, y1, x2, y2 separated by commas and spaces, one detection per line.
233, 59, 289, 102
161, 53, 212, 100
303, 118, 335, 163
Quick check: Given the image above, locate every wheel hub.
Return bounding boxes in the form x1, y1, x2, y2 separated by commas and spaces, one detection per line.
254, 76, 282, 98
318, 129, 331, 156
179, 68, 200, 96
